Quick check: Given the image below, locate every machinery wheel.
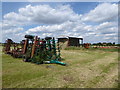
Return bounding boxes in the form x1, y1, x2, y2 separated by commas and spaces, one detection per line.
23, 58, 29, 62
58, 57, 62, 61
25, 35, 34, 39
45, 37, 52, 40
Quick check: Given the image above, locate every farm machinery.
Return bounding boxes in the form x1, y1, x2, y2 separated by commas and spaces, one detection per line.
3, 35, 66, 66
3, 39, 24, 58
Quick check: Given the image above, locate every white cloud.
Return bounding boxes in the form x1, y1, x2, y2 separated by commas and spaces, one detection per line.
82, 3, 118, 23
25, 21, 87, 38
4, 12, 27, 22
4, 4, 81, 25
2, 27, 24, 42
3, 27, 23, 34
2, 3, 118, 43
95, 22, 117, 30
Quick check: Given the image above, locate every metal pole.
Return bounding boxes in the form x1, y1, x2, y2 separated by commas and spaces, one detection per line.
31, 36, 38, 58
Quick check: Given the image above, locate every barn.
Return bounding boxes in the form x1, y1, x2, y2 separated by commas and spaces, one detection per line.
58, 36, 83, 49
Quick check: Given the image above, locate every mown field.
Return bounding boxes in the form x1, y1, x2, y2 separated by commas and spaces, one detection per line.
2, 46, 119, 88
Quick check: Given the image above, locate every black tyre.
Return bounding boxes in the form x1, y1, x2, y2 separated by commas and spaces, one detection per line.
45, 37, 52, 40
23, 58, 29, 62
25, 35, 34, 39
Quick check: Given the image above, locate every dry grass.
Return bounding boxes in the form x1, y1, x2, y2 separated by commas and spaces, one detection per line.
2, 48, 118, 88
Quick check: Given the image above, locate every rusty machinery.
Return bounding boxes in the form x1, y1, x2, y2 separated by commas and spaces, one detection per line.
3, 39, 13, 54
3, 39, 25, 58
11, 40, 25, 58
22, 35, 66, 65
84, 43, 90, 49
3, 35, 66, 66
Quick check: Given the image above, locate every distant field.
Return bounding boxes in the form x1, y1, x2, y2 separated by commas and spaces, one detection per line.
2, 47, 118, 88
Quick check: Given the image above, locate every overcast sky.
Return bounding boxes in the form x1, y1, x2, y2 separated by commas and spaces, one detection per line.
1, 2, 118, 43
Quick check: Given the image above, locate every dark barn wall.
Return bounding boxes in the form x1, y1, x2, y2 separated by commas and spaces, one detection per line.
68, 38, 80, 46
58, 37, 83, 48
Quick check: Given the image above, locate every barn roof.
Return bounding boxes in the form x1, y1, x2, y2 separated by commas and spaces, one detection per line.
57, 36, 83, 40
57, 36, 69, 39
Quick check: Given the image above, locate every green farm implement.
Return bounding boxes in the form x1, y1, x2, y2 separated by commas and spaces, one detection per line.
22, 35, 66, 66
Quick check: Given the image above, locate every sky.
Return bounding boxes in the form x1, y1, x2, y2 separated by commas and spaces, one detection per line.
1, 2, 118, 43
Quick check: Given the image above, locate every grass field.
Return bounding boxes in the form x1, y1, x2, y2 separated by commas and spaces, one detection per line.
2, 47, 119, 88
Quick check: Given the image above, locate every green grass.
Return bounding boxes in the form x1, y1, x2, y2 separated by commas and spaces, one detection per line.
86, 75, 104, 88
99, 63, 117, 73
65, 46, 118, 52
2, 47, 118, 88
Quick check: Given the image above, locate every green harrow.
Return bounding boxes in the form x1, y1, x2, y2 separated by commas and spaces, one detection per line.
23, 35, 66, 66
